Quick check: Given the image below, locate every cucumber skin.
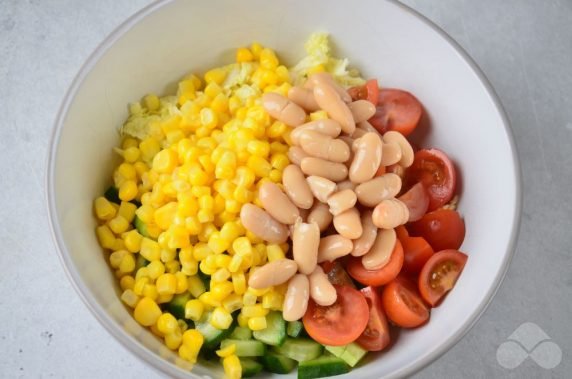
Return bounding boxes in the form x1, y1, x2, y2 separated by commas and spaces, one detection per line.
298, 356, 350, 379
253, 311, 287, 346
273, 338, 323, 362
104, 186, 120, 204
221, 339, 266, 357
260, 352, 297, 374
287, 321, 304, 338
165, 293, 190, 320
240, 358, 263, 377
195, 315, 234, 350
230, 326, 253, 341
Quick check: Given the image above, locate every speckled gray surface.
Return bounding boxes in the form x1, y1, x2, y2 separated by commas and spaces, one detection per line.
0, 0, 570, 378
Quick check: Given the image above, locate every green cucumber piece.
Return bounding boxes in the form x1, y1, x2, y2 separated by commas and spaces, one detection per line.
104, 186, 120, 204
198, 270, 211, 291
165, 293, 190, 320
325, 342, 368, 367
287, 320, 304, 337
220, 339, 266, 357
240, 358, 263, 377
253, 311, 286, 346
298, 355, 350, 379
230, 326, 253, 340
195, 313, 234, 350
260, 352, 297, 374
135, 254, 149, 270
273, 338, 323, 362
133, 215, 150, 238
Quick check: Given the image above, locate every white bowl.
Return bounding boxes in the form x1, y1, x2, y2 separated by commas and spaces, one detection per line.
46, 0, 521, 378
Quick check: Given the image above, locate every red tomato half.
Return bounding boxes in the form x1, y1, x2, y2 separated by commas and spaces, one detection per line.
382, 277, 430, 328
356, 287, 391, 351
405, 149, 457, 211
410, 209, 466, 251
368, 89, 423, 136
398, 182, 430, 222
303, 285, 369, 346
400, 235, 434, 274
321, 261, 355, 288
418, 250, 468, 306
347, 240, 404, 287
348, 79, 379, 105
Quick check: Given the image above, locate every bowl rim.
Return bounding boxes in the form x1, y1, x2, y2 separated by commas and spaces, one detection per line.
45, 0, 522, 378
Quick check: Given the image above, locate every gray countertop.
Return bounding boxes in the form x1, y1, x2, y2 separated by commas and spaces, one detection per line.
1, 0, 570, 378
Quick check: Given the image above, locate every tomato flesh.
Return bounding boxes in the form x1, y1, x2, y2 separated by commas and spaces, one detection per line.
303, 285, 369, 346
348, 79, 379, 105
398, 182, 430, 222
405, 149, 456, 211
322, 261, 355, 288
382, 277, 429, 328
347, 240, 404, 286
368, 89, 423, 136
400, 234, 434, 274
410, 209, 465, 251
356, 287, 391, 351
419, 250, 468, 306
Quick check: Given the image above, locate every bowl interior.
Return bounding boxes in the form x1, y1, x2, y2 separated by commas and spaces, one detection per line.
48, 0, 519, 378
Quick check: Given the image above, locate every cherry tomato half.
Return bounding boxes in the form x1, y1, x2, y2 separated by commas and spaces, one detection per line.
321, 261, 355, 288
398, 182, 430, 222
348, 79, 379, 105
356, 287, 391, 351
368, 89, 423, 136
405, 149, 457, 211
410, 209, 466, 251
347, 240, 404, 287
303, 285, 369, 346
418, 250, 468, 306
398, 228, 434, 274
382, 277, 430, 328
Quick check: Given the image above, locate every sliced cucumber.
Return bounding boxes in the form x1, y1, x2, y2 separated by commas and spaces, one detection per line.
198, 270, 211, 291
240, 358, 263, 377
220, 339, 266, 357
253, 311, 286, 346
273, 338, 323, 362
260, 352, 297, 374
230, 326, 253, 341
104, 186, 120, 204
298, 355, 350, 379
135, 254, 149, 270
195, 313, 234, 350
166, 293, 190, 320
133, 215, 150, 238
287, 320, 304, 338
325, 342, 367, 367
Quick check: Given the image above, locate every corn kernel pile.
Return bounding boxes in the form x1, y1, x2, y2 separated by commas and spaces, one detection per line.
94, 43, 298, 378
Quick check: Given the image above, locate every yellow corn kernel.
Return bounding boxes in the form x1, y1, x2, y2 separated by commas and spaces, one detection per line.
260, 48, 279, 69
219, 292, 241, 313
199, 291, 221, 308
122, 137, 139, 149
242, 304, 269, 318
96, 225, 116, 249
140, 137, 161, 161
248, 316, 267, 331
118, 180, 138, 202
309, 109, 327, 121
270, 143, 289, 156
150, 323, 164, 337
204, 68, 227, 85
175, 272, 188, 294
135, 204, 154, 224
232, 273, 246, 295
204, 81, 222, 99
216, 151, 237, 180
185, 216, 202, 235
183, 299, 203, 321
108, 215, 129, 235
227, 255, 243, 274
262, 291, 284, 310
140, 238, 161, 261
120, 275, 135, 291
167, 225, 191, 249
237, 312, 249, 328
213, 194, 226, 214
218, 222, 240, 242
133, 277, 149, 296
211, 281, 234, 301
112, 238, 126, 252
133, 297, 162, 326
165, 328, 183, 350
135, 266, 150, 280
232, 237, 252, 256
197, 209, 214, 224
161, 247, 177, 263
157, 293, 174, 304
154, 202, 177, 230
210, 307, 233, 330
119, 253, 136, 273
246, 140, 270, 158
156, 273, 177, 295
123, 230, 142, 253
215, 254, 232, 269
215, 344, 236, 360
270, 152, 290, 170
157, 313, 178, 334
152, 149, 178, 174
188, 275, 206, 298
211, 93, 229, 114
266, 244, 285, 262
94, 197, 116, 221
142, 283, 159, 301
182, 260, 198, 276
178, 246, 194, 264
192, 243, 212, 261
188, 165, 209, 186
147, 261, 165, 279
180, 329, 204, 363
212, 268, 231, 283
246, 156, 272, 178
165, 260, 181, 274
242, 292, 257, 307
248, 287, 271, 297
267, 121, 287, 139
117, 162, 137, 182
117, 202, 137, 224
198, 194, 214, 211
207, 233, 229, 255
120, 289, 140, 308
269, 169, 282, 183
236, 47, 254, 63
142, 93, 160, 111
109, 250, 127, 268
